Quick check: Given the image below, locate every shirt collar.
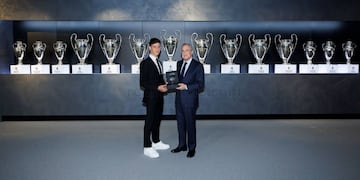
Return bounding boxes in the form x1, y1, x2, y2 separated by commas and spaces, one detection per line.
149, 54, 158, 62
183, 58, 192, 65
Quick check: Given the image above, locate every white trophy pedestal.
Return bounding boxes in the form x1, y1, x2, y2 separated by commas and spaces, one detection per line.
101, 64, 120, 74
299, 64, 319, 74
52, 64, 70, 74
163, 61, 177, 72
203, 64, 211, 74
10, 64, 31, 74
131, 64, 140, 74
248, 64, 270, 74
317, 64, 359, 74
31, 64, 50, 74
72, 64, 93, 74
274, 64, 297, 74
221, 64, 240, 74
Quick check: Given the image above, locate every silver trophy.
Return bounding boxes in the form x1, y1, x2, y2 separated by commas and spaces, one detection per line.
248, 34, 271, 64
161, 30, 181, 61
342, 41, 356, 64
32, 41, 46, 64
13, 41, 27, 65
322, 41, 336, 64
129, 33, 150, 64
53, 41, 67, 65
303, 41, 317, 64
99, 34, 122, 65
191, 32, 214, 64
275, 34, 298, 64
70, 33, 94, 64
220, 34, 242, 64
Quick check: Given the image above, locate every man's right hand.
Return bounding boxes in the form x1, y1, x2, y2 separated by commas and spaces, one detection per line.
157, 84, 168, 92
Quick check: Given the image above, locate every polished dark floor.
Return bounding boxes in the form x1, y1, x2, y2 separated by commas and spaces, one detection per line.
0, 120, 359, 180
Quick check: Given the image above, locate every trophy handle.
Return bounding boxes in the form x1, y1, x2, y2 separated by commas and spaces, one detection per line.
129, 33, 136, 51
235, 34, 242, 49
175, 30, 181, 40
115, 33, 122, 48
291, 34, 298, 49
264, 34, 271, 49
144, 33, 150, 44
248, 34, 255, 47
99, 34, 106, 50
191, 32, 198, 48
42, 42, 47, 50
206, 33, 214, 52
274, 34, 281, 47
70, 33, 77, 51
160, 30, 167, 40
86, 33, 94, 57
219, 34, 226, 54
63, 42, 67, 50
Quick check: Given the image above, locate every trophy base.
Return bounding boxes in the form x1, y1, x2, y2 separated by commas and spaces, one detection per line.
299, 64, 319, 74
101, 64, 120, 74
31, 64, 50, 74
317, 64, 359, 74
131, 64, 140, 74
202, 64, 211, 74
10, 64, 31, 74
248, 64, 269, 74
221, 64, 240, 74
72, 64, 93, 74
274, 64, 297, 74
163, 61, 177, 73
52, 65, 70, 74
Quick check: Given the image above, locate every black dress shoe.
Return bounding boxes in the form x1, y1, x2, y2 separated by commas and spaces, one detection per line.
186, 150, 195, 158
171, 146, 187, 153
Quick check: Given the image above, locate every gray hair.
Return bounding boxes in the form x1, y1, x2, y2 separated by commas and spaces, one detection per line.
181, 43, 193, 50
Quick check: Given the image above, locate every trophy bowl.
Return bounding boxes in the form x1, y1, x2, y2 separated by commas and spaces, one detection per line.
248, 34, 271, 64
129, 33, 150, 64
70, 33, 94, 64
53, 41, 67, 65
99, 34, 122, 65
32, 41, 46, 64
13, 41, 27, 65
303, 41, 317, 64
342, 41, 356, 64
275, 34, 298, 64
191, 32, 213, 64
161, 30, 181, 61
322, 41, 336, 64
220, 34, 242, 65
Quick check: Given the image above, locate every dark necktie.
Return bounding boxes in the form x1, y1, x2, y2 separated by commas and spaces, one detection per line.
156, 59, 162, 74
180, 62, 187, 77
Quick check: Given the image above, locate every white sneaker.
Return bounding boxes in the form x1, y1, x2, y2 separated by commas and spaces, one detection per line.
152, 141, 170, 150
144, 147, 159, 158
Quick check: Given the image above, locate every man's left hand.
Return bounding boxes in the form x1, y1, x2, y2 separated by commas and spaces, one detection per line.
176, 83, 187, 91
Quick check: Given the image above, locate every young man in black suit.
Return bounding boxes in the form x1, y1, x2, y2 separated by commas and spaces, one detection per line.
140, 38, 170, 158
171, 43, 205, 158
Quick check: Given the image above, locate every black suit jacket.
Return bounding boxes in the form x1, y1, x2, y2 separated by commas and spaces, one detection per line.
140, 57, 165, 104
176, 59, 205, 108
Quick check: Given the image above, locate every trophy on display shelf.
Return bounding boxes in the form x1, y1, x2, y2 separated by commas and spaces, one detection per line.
99, 34, 122, 74
299, 41, 318, 74
219, 33, 242, 74
31, 41, 50, 74
161, 30, 181, 73
52, 41, 70, 74
70, 33, 94, 74
191, 32, 213, 74
129, 33, 150, 74
274, 34, 298, 74
341, 41, 358, 73
11, 41, 30, 74
248, 34, 271, 74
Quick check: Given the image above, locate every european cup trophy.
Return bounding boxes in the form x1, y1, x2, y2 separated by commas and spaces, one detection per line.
322, 41, 336, 64
342, 41, 356, 64
13, 41, 27, 65
53, 41, 67, 65
32, 41, 46, 64
129, 33, 150, 74
303, 41, 317, 64
275, 34, 298, 64
99, 34, 122, 65
220, 34, 242, 64
191, 32, 213, 64
70, 33, 94, 64
161, 30, 181, 61
248, 34, 271, 64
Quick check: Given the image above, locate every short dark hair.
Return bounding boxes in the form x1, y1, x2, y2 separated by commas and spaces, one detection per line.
149, 38, 161, 46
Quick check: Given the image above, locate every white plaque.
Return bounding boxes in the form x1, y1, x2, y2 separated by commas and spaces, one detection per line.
162, 61, 177, 72
346, 64, 359, 73
221, 64, 240, 74
52, 65, 70, 74
10, 65, 31, 74
336, 64, 359, 74
248, 64, 270, 74
203, 64, 211, 74
72, 64, 93, 74
131, 64, 140, 74
31, 64, 50, 74
101, 64, 120, 74
299, 64, 319, 74
274, 64, 297, 74
317, 64, 346, 74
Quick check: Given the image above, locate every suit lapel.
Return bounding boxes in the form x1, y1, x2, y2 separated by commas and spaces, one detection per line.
183, 60, 196, 80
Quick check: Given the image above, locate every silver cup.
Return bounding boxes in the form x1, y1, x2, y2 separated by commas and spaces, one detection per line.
248, 34, 271, 64
220, 34, 242, 65
70, 33, 94, 65
303, 41, 317, 64
161, 30, 181, 61
53, 41, 67, 65
342, 41, 356, 64
32, 41, 46, 65
191, 32, 213, 64
322, 41, 336, 64
99, 34, 122, 65
129, 33, 150, 64
275, 34, 297, 64
13, 41, 27, 65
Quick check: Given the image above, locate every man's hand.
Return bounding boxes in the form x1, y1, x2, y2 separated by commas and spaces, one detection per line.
157, 84, 168, 92
176, 83, 187, 91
